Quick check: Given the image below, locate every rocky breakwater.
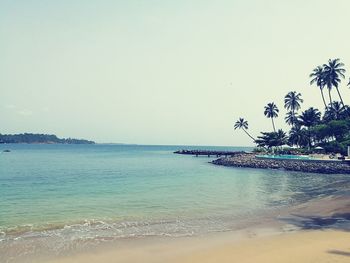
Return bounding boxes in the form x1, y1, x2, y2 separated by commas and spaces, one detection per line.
212, 153, 350, 174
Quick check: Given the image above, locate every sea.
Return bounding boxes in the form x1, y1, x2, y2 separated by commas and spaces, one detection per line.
1, 144, 350, 261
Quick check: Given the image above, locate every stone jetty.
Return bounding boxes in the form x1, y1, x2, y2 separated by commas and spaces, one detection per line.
212, 153, 350, 174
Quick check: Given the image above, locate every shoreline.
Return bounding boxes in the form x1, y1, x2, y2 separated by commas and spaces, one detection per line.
212, 153, 350, 174
6, 193, 350, 263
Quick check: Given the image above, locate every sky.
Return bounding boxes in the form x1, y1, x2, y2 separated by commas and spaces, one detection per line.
1, 0, 350, 146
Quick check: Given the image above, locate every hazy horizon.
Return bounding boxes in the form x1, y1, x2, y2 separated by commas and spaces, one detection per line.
2, 0, 350, 146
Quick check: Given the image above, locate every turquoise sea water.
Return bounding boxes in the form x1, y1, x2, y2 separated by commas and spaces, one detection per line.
1, 144, 350, 259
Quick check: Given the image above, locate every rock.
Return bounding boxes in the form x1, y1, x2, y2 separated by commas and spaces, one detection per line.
212, 153, 350, 174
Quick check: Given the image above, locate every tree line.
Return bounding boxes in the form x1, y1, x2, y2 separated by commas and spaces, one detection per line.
234, 58, 350, 154
0, 133, 95, 144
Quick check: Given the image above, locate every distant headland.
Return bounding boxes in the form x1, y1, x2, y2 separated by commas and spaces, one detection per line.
0, 133, 95, 144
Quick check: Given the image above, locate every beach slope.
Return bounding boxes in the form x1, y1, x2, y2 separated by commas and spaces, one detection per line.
47, 230, 350, 263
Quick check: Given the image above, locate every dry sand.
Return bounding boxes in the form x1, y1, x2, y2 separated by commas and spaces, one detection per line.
43, 229, 350, 263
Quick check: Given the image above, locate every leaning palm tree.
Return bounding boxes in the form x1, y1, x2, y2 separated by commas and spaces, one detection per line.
284, 91, 303, 126
323, 58, 346, 108
264, 103, 279, 132
309, 66, 327, 108
234, 118, 255, 142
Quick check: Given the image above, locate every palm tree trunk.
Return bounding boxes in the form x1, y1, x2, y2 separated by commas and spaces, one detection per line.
328, 88, 333, 107
271, 118, 276, 132
243, 129, 255, 142
320, 88, 327, 109
308, 127, 311, 150
335, 87, 345, 107
291, 110, 296, 127
335, 87, 350, 117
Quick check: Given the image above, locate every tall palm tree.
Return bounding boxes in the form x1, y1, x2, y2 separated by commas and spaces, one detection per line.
234, 118, 255, 142
264, 102, 279, 132
284, 91, 303, 126
323, 58, 346, 108
309, 66, 327, 108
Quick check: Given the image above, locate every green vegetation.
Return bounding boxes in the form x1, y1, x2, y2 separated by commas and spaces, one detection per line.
0, 133, 95, 144
235, 58, 350, 155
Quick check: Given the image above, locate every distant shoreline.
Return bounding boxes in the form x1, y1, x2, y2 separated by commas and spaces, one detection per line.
0, 133, 95, 144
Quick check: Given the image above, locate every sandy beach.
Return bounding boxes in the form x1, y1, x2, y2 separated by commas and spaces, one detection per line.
41, 194, 350, 263
44, 229, 350, 263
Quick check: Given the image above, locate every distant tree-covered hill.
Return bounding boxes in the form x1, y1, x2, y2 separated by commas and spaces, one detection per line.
0, 133, 95, 144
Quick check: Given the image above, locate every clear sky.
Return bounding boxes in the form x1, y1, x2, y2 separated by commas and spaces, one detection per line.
1, 0, 350, 146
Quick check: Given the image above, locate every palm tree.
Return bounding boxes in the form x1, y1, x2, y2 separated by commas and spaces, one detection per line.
299, 107, 321, 128
310, 66, 327, 108
284, 91, 303, 126
255, 129, 287, 149
323, 101, 345, 121
288, 125, 308, 148
284, 91, 303, 113
299, 107, 321, 148
275, 129, 288, 147
234, 118, 255, 142
264, 103, 279, 132
323, 58, 346, 108
285, 111, 299, 126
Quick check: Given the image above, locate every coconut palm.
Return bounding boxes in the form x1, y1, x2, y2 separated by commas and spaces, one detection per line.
299, 107, 321, 128
255, 129, 287, 148
323, 101, 346, 121
275, 129, 288, 146
323, 58, 346, 108
284, 91, 303, 127
264, 102, 279, 132
284, 91, 303, 113
234, 118, 255, 142
299, 107, 321, 148
285, 111, 299, 126
288, 125, 308, 148
309, 66, 327, 108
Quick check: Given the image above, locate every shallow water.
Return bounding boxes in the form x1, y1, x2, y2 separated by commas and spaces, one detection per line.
1, 144, 350, 261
